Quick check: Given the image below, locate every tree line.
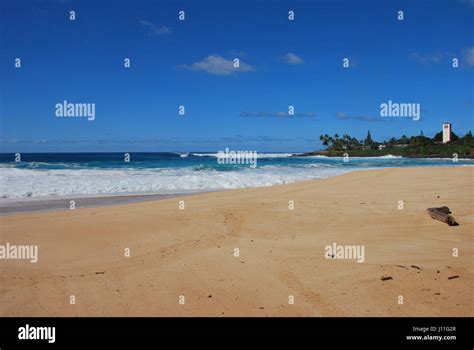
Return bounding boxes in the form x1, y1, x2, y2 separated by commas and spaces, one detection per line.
319, 130, 473, 151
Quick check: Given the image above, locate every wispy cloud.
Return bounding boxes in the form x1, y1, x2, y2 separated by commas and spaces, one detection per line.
214, 135, 293, 143
283, 52, 304, 65
180, 55, 254, 76
411, 48, 474, 68
410, 52, 445, 65
1, 136, 295, 146
138, 20, 170, 36
460, 0, 474, 7
336, 112, 383, 122
240, 111, 315, 118
463, 47, 474, 67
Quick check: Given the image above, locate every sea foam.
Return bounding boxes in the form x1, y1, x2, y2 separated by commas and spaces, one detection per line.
0, 166, 351, 200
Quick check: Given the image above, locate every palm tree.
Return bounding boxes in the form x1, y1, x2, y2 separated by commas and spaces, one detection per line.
319, 134, 330, 146
342, 134, 351, 149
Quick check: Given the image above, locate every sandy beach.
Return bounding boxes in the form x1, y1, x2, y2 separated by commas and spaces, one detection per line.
0, 167, 472, 317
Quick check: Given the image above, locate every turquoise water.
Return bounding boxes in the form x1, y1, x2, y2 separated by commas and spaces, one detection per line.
0, 152, 471, 199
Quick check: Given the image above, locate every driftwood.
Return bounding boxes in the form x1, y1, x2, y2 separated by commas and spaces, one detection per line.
426, 206, 458, 226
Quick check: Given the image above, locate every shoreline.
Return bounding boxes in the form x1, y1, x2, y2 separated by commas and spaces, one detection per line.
1, 165, 473, 215
0, 192, 208, 216
1, 167, 472, 316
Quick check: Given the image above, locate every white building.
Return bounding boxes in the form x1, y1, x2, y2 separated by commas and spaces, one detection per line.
442, 123, 451, 143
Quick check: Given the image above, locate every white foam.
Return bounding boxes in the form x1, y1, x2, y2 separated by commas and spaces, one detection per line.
323, 155, 404, 159
304, 155, 330, 158
191, 152, 296, 158
375, 154, 403, 159
0, 166, 351, 200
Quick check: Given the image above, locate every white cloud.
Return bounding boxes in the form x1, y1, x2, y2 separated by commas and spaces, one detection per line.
240, 111, 315, 118
460, 0, 474, 7
283, 52, 304, 65
139, 20, 170, 35
411, 48, 474, 68
410, 52, 444, 64
463, 47, 474, 67
181, 55, 254, 76
336, 112, 382, 122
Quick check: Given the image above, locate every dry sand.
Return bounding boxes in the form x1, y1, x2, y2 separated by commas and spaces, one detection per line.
0, 167, 472, 316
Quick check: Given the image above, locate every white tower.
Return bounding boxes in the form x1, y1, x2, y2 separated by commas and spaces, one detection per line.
442, 123, 451, 143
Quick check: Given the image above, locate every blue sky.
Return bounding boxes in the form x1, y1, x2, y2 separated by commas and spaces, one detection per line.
1, 0, 473, 152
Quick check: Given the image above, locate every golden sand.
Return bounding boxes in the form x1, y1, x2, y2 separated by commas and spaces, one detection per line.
0, 167, 472, 316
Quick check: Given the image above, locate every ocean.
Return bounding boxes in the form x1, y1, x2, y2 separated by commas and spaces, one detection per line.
0, 152, 472, 201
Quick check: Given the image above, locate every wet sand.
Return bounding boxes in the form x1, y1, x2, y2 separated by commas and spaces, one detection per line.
0, 192, 209, 215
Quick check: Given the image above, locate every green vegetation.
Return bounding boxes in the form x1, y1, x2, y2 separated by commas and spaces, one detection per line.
317, 130, 474, 158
